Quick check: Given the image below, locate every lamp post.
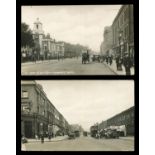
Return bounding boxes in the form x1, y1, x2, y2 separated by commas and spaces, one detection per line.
119, 30, 122, 57
116, 30, 123, 71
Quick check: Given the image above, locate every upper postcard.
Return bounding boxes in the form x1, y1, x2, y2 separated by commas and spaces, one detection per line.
21, 5, 135, 76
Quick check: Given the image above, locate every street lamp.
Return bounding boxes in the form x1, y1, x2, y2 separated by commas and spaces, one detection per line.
118, 30, 123, 57
116, 30, 123, 71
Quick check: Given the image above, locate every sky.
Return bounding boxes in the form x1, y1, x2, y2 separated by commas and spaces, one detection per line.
36, 80, 134, 131
22, 5, 121, 52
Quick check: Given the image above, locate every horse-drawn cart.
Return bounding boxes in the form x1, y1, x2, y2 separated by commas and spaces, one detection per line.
82, 52, 90, 64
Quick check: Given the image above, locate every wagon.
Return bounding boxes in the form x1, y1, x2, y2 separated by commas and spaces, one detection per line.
92, 55, 101, 62
82, 53, 90, 64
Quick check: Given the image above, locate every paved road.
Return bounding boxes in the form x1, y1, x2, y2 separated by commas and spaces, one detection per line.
23, 136, 134, 151
21, 58, 116, 75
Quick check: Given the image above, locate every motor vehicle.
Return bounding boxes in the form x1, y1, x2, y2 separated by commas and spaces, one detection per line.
90, 125, 98, 138
56, 130, 63, 136
83, 131, 88, 136
92, 55, 101, 62
105, 128, 119, 139
74, 130, 80, 137
68, 132, 76, 139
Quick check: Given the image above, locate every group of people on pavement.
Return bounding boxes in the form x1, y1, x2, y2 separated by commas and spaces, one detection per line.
102, 53, 134, 75
105, 55, 113, 66
115, 54, 134, 75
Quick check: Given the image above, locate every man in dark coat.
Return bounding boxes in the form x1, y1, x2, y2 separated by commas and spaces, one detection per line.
115, 56, 119, 70
106, 56, 109, 64
109, 56, 113, 65
116, 56, 123, 71
123, 54, 132, 75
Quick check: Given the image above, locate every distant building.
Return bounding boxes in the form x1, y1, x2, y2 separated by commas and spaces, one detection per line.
70, 124, 84, 133
32, 18, 64, 60
112, 5, 134, 58
100, 26, 113, 56
21, 80, 70, 138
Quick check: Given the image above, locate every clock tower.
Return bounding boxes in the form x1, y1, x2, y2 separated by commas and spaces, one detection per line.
33, 18, 44, 55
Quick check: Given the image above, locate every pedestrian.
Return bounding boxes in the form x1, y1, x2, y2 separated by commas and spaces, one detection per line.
116, 56, 123, 71
109, 56, 113, 65
35, 134, 38, 140
41, 134, 44, 143
48, 133, 51, 141
123, 54, 132, 75
116, 56, 119, 70
106, 56, 109, 64
40, 132, 44, 143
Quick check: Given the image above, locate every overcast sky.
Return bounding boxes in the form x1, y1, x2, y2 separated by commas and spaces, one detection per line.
22, 5, 121, 52
36, 80, 134, 131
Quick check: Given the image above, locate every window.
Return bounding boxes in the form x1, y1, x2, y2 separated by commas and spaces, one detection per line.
37, 106, 39, 113
22, 91, 28, 98
43, 98, 45, 105
21, 104, 30, 113
42, 110, 45, 116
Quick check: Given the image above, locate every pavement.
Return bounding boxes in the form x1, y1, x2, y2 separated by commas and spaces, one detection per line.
26, 135, 68, 143
21, 59, 59, 66
21, 135, 68, 151
119, 136, 134, 141
21, 143, 26, 151
103, 60, 135, 75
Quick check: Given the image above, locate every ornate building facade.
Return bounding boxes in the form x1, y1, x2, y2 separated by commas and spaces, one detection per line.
32, 18, 64, 60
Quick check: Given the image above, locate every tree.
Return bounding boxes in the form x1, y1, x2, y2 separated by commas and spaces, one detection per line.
63, 42, 88, 58
21, 22, 34, 48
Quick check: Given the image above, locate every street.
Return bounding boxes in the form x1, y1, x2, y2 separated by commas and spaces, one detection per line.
23, 136, 134, 151
21, 58, 116, 75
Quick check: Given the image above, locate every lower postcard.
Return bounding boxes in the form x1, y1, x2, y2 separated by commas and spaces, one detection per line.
20, 80, 136, 151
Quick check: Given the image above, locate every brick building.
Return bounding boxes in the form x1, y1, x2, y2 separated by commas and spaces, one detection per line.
112, 5, 134, 59
21, 81, 70, 138
98, 106, 134, 136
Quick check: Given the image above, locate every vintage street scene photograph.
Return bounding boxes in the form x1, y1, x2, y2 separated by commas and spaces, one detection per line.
21, 5, 134, 75
21, 80, 135, 151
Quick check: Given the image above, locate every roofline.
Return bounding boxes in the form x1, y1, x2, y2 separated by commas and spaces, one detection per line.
99, 106, 134, 124
107, 106, 134, 121
112, 5, 125, 26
